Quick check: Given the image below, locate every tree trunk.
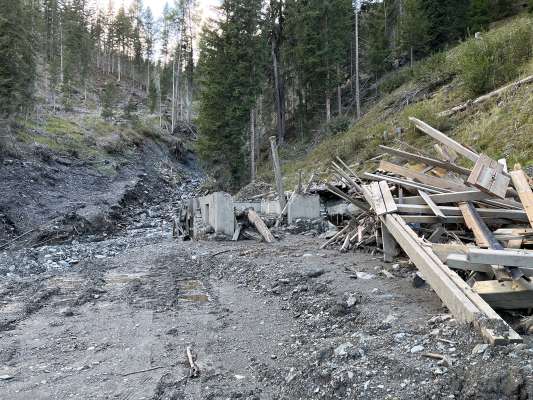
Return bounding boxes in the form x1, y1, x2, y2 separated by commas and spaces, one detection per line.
269, 136, 286, 213
250, 108, 256, 183
171, 58, 176, 134
337, 85, 342, 116
271, 38, 285, 144
355, 1, 361, 119
326, 96, 331, 122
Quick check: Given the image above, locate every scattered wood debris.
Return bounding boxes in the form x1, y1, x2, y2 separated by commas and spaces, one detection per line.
320, 117, 533, 345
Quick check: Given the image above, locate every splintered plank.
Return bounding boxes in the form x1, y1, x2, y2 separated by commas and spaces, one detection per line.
473, 280, 533, 310
510, 167, 533, 229
379, 160, 466, 191
467, 154, 510, 199
409, 117, 479, 163
418, 190, 446, 221
364, 182, 397, 216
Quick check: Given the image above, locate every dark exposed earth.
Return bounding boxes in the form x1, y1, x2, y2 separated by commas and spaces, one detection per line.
0, 139, 532, 400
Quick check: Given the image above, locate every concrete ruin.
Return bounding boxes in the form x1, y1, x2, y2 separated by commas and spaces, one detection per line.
194, 192, 235, 237
287, 194, 321, 224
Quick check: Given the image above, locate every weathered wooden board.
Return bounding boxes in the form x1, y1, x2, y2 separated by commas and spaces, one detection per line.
458, 202, 514, 281
381, 222, 399, 262
510, 168, 533, 229
379, 145, 471, 176
473, 280, 533, 309
446, 254, 533, 278
419, 190, 446, 221
379, 160, 466, 191
409, 117, 479, 162
380, 213, 520, 344
400, 190, 491, 205
397, 204, 529, 222
467, 248, 533, 269
467, 154, 510, 199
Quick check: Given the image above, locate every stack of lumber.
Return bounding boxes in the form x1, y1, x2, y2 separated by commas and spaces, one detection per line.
322, 117, 533, 345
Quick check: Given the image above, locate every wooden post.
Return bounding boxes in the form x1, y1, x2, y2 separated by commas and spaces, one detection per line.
270, 136, 286, 213
381, 222, 398, 263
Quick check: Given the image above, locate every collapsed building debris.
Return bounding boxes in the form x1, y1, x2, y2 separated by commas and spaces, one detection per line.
321, 117, 533, 345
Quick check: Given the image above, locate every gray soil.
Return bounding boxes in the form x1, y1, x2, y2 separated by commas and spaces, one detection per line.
0, 138, 531, 400
0, 226, 532, 399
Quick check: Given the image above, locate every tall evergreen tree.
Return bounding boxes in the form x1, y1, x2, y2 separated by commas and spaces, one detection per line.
399, 0, 431, 66
197, 0, 266, 189
0, 0, 36, 116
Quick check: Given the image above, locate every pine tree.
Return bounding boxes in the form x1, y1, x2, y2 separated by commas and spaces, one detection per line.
100, 81, 116, 119
0, 0, 36, 116
197, 0, 266, 189
468, 0, 492, 32
399, 0, 431, 66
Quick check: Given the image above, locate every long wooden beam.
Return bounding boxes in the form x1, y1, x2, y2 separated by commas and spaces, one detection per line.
379, 160, 466, 191
379, 145, 471, 176
409, 117, 479, 163
397, 204, 529, 222
467, 248, 533, 269
400, 190, 491, 205
446, 254, 533, 278
380, 213, 521, 344
510, 167, 533, 229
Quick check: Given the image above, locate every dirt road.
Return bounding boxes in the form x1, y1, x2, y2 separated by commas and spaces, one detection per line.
1, 223, 531, 400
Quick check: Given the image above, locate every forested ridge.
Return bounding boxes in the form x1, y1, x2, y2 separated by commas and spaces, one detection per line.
1, 0, 532, 189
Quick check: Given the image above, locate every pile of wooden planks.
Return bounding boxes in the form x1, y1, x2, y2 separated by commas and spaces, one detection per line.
322, 117, 533, 345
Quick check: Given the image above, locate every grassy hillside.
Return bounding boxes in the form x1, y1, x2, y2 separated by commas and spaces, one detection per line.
0, 78, 179, 175
275, 15, 533, 185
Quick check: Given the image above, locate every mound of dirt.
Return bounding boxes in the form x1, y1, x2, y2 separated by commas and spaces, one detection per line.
234, 180, 273, 201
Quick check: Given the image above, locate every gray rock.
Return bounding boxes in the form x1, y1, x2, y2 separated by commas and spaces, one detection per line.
472, 344, 489, 355
410, 345, 424, 353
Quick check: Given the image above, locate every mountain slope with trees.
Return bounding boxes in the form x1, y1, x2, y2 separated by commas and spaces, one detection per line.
194, 0, 530, 190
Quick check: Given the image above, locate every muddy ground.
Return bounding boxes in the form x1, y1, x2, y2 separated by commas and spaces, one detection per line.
0, 135, 532, 399
0, 219, 532, 399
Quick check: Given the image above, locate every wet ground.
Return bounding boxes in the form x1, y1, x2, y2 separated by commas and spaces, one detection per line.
0, 220, 531, 399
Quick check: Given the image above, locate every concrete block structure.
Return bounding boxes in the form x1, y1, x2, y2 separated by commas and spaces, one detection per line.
287, 194, 321, 224
195, 192, 235, 237
261, 199, 282, 215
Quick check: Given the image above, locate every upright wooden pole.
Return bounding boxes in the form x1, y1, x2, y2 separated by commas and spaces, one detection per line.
269, 136, 286, 213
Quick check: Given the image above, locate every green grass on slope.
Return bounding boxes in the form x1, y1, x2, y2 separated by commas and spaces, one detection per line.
281, 15, 533, 184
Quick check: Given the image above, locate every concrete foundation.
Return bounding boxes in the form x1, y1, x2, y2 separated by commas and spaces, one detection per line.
195, 192, 235, 237
287, 194, 321, 224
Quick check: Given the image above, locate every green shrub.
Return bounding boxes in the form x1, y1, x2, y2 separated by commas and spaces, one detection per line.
455, 18, 533, 95
325, 115, 351, 135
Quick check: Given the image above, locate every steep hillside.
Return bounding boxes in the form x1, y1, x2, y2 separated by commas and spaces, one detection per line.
277, 15, 533, 184
0, 77, 201, 247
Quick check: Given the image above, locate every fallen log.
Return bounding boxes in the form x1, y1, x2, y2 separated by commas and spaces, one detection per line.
439, 75, 533, 117
246, 209, 275, 243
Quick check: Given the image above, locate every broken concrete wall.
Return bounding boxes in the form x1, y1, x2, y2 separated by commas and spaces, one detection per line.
261, 200, 282, 215
195, 192, 235, 237
234, 202, 261, 214
287, 194, 321, 224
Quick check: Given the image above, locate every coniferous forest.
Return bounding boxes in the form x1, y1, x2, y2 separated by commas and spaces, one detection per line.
0, 0, 527, 188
